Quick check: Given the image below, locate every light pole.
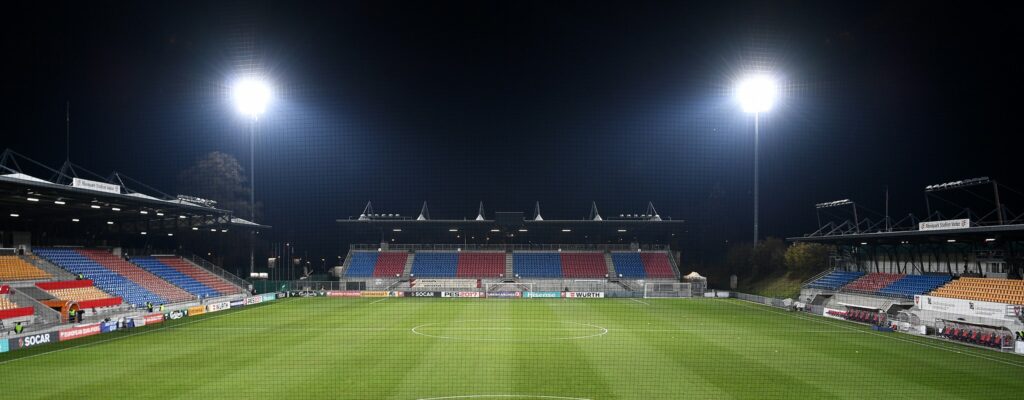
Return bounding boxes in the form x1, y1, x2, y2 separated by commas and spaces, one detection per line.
736, 74, 778, 246
232, 77, 272, 276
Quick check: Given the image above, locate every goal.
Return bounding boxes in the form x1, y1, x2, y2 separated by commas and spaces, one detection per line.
643, 282, 691, 298
484, 282, 534, 297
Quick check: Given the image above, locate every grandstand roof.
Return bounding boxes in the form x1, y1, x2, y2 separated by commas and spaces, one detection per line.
789, 223, 1024, 245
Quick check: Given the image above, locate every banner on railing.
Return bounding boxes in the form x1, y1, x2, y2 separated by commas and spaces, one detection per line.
100, 321, 118, 333
144, 313, 164, 325
164, 309, 188, 320
72, 177, 121, 194
406, 291, 441, 297
230, 300, 245, 307
361, 291, 388, 298
487, 292, 521, 298
562, 292, 604, 298
59, 323, 102, 341
918, 218, 970, 231
441, 291, 484, 298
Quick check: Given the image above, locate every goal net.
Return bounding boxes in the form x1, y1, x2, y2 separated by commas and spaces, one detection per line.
484, 282, 534, 297
643, 282, 691, 298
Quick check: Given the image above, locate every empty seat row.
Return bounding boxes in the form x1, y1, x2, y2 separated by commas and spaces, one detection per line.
34, 248, 165, 307
78, 249, 193, 303
153, 256, 241, 295
0, 255, 50, 281
344, 251, 408, 278
804, 270, 864, 290
132, 257, 220, 298
877, 274, 952, 298
930, 277, 1024, 305
610, 252, 677, 279
843, 273, 904, 293
46, 286, 113, 302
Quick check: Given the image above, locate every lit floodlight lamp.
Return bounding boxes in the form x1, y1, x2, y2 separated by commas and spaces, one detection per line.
736, 74, 778, 113
232, 77, 273, 118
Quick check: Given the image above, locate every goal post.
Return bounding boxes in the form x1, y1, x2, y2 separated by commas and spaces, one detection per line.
484, 282, 534, 296
643, 282, 691, 298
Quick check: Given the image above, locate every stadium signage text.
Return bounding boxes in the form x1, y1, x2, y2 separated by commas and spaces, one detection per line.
59, 323, 102, 341
915, 295, 1015, 320
71, 177, 121, 194
326, 290, 362, 297
10, 331, 57, 349
100, 321, 118, 333
244, 296, 264, 305
165, 310, 187, 320
0, 339, 7, 353
144, 313, 165, 324
187, 306, 206, 316
361, 291, 389, 298
261, 293, 277, 302
487, 292, 521, 298
206, 302, 231, 312
408, 291, 441, 297
563, 292, 605, 298
918, 219, 971, 231
523, 291, 561, 298
230, 300, 245, 307
441, 291, 484, 298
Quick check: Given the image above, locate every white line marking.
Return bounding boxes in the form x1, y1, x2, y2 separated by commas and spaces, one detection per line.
726, 299, 1024, 368
0, 299, 289, 366
417, 395, 591, 400
370, 298, 388, 304
630, 298, 651, 306
410, 319, 608, 342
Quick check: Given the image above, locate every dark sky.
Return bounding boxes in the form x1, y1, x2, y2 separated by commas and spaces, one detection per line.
3, 1, 1021, 261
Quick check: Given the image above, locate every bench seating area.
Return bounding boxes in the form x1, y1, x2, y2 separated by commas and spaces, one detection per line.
78, 249, 193, 304
610, 252, 678, 279
344, 251, 408, 278
844, 273, 904, 293
930, 277, 1024, 305
0, 255, 50, 281
153, 256, 241, 295
877, 274, 952, 298
132, 257, 220, 298
34, 248, 165, 307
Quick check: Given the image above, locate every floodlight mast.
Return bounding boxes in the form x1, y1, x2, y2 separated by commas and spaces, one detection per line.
736, 74, 778, 246
232, 77, 272, 276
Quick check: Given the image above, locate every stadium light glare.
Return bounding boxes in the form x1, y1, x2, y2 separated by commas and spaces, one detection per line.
985, 238, 996, 242
10, 213, 19, 217
54, 200, 66, 205
90, 204, 101, 209
156, 212, 164, 216
111, 207, 121, 211
449, 228, 459, 232
561, 229, 572, 232
192, 227, 199, 230
26, 197, 39, 202
617, 229, 627, 233
179, 215, 187, 219
72, 218, 80, 222
518, 229, 528, 232
490, 229, 500, 232
736, 74, 778, 113
141, 231, 147, 235
392, 228, 402, 232
232, 77, 272, 118
139, 210, 149, 215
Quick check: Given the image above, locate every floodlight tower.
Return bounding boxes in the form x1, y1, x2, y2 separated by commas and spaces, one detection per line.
232, 76, 272, 276
736, 74, 778, 246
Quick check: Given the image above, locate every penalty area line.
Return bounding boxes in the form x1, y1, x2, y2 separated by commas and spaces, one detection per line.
370, 298, 388, 305
630, 298, 651, 306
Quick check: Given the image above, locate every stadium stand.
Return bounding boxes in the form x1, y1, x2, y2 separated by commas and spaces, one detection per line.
513, 253, 563, 278
153, 256, 241, 295
843, 273, 904, 293
0, 286, 17, 310
373, 252, 408, 277
78, 249, 193, 303
132, 257, 220, 298
804, 270, 864, 290
456, 252, 505, 278
639, 252, 676, 278
610, 252, 646, 278
34, 248, 166, 307
560, 253, 608, 278
0, 255, 51, 281
0, 285, 34, 320
35, 280, 123, 309
411, 252, 459, 277
344, 251, 379, 277
929, 277, 1024, 305
876, 274, 951, 298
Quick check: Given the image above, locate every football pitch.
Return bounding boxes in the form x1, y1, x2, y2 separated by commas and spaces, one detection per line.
2, 297, 1022, 399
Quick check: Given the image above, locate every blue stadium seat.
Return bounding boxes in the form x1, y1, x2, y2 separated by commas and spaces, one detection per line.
34, 248, 166, 307
131, 257, 219, 298
410, 252, 458, 277
513, 253, 562, 278
805, 270, 864, 290
877, 274, 952, 298
611, 252, 646, 278
345, 252, 379, 277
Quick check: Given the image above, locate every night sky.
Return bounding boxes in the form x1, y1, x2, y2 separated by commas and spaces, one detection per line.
3, 1, 1020, 263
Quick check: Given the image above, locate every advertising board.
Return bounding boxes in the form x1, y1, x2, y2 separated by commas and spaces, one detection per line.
387, 291, 405, 298
441, 291, 484, 298
261, 293, 277, 302
361, 291, 388, 298
523, 291, 561, 298
919, 218, 971, 231
915, 295, 1015, 321
562, 292, 605, 298
230, 300, 245, 307
0, 339, 7, 353
165, 309, 188, 320
406, 291, 441, 297
206, 302, 231, 313
144, 313, 165, 325
244, 296, 264, 305
326, 291, 362, 297
9, 331, 58, 350
487, 292, 521, 298
59, 323, 102, 341
100, 321, 119, 333
822, 307, 847, 320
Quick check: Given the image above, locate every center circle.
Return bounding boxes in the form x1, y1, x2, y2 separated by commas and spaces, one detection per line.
411, 319, 608, 342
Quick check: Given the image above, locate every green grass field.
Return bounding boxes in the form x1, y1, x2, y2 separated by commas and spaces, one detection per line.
2, 297, 1023, 399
